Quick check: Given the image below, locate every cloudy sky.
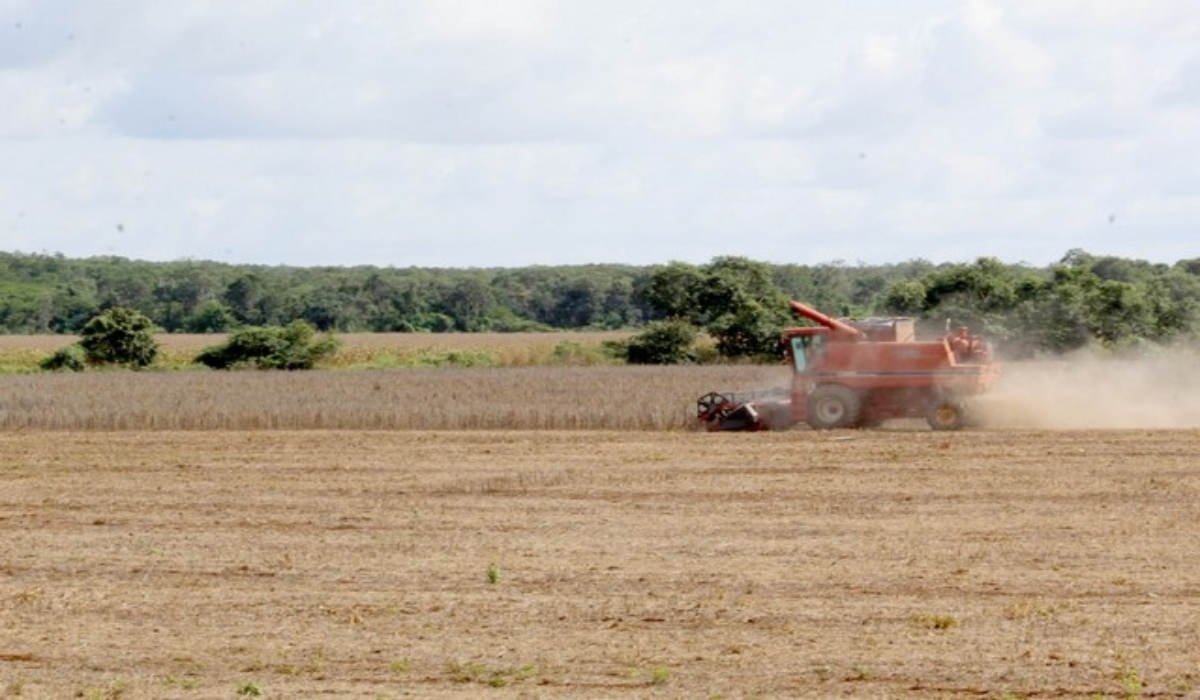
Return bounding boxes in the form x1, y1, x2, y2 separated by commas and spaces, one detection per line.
2, 1, 1198, 268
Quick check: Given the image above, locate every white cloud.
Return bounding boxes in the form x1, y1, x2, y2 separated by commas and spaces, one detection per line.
1, 0, 1198, 267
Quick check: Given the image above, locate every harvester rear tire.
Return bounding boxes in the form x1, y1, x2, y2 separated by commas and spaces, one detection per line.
927, 399, 968, 431
807, 385, 862, 429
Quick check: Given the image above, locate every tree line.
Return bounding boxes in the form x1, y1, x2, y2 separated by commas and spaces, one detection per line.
2, 250, 1199, 358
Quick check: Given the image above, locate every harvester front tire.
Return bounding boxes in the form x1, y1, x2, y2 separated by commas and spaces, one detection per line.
807, 385, 862, 429
927, 399, 968, 431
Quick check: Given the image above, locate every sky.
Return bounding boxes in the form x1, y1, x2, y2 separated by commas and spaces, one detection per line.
2, 1, 1199, 269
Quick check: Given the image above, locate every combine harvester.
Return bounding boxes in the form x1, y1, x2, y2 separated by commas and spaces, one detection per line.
697, 301, 998, 431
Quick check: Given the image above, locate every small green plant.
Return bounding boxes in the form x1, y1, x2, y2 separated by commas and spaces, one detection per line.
627, 665, 672, 685
416, 349, 497, 368
39, 344, 86, 372
163, 673, 199, 690
486, 560, 500, 585
236, 680, 262, 697
445, 660, 536, 687
12, 588, 42, 605
388, 659, 412, 674
551, 340, 619, 365
915, 612, 958, 630
446, 660, 489, 684
5, 677, 25, 696
1117, 665, 1143, 698
80, 680, 128, 700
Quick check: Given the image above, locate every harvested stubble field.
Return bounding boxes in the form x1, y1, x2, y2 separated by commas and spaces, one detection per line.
4, 344, 1200, 698
2, 429, 1200, 698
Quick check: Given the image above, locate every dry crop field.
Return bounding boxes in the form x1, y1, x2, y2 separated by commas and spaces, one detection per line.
0, 365, 791, 430
0, 332, 632, 355
4, 345, 1200, 697
3, 428, 1200, 698
0, 332, 633, 371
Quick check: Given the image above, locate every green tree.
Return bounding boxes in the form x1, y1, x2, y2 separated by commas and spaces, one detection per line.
223, 273, 279, 326
696, 257, 790, 360
1146, 270, 1200, 340
438, 276, 496, 331
882, 279, 927, 316
48, 283, 98, 332
90, 258, 158, 310
806, 262, 856, 314
707, 300, 787, 360
183, 301, 240, 333
921, 257, 1019, 323
1085, 279, 1153, 346
546, 277, 601, 328
297, 287, 357, 331
631, 256, 791, 362
697, 257, 784, 318
600, 276, 637, 328
1177, 258, 1200, 277
638, 261, 705, 322
152, 263, 221, 331
78, 307, 160, 368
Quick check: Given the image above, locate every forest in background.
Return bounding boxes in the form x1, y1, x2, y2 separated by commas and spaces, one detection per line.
2, 249, 1198, 358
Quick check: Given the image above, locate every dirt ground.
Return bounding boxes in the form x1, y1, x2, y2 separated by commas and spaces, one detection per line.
2, 428, 1200, 698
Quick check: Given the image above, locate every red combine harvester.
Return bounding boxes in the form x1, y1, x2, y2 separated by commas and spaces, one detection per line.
697, 301, 998, 431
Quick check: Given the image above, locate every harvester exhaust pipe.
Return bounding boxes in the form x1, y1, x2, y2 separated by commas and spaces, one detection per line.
788, 301, 864, 340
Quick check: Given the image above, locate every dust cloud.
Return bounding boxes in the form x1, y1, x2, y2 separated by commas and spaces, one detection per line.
975, 349, 1200, 429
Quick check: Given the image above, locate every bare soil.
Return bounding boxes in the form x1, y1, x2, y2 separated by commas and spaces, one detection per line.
3, 429, 1200, 698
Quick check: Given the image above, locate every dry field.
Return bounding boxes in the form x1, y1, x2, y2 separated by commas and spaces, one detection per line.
0, 332, 632, 355
0, 365, 791, 431
0, 332, 634, 371
2, 429, 1200, 698
4, 347, 1200, 697
4, 348, 1200, 432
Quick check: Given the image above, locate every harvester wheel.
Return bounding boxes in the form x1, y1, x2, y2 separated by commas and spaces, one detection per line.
807, 385, 862, 429
927, 399, 968, 431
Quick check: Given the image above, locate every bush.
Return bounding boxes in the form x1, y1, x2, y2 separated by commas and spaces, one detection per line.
39, 344, 86, 372
78, 307, 160, 368
624, 319, 698, 364
196, 320, 340, 370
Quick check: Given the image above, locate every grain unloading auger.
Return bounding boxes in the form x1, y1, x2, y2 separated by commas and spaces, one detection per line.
697, 301, 998, 431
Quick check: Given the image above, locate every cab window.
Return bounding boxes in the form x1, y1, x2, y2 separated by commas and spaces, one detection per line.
790, 335, 824, 373
790, 336, 808, 372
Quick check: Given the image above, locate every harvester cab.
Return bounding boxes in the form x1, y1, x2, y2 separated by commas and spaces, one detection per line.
697, 301, 997, 432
